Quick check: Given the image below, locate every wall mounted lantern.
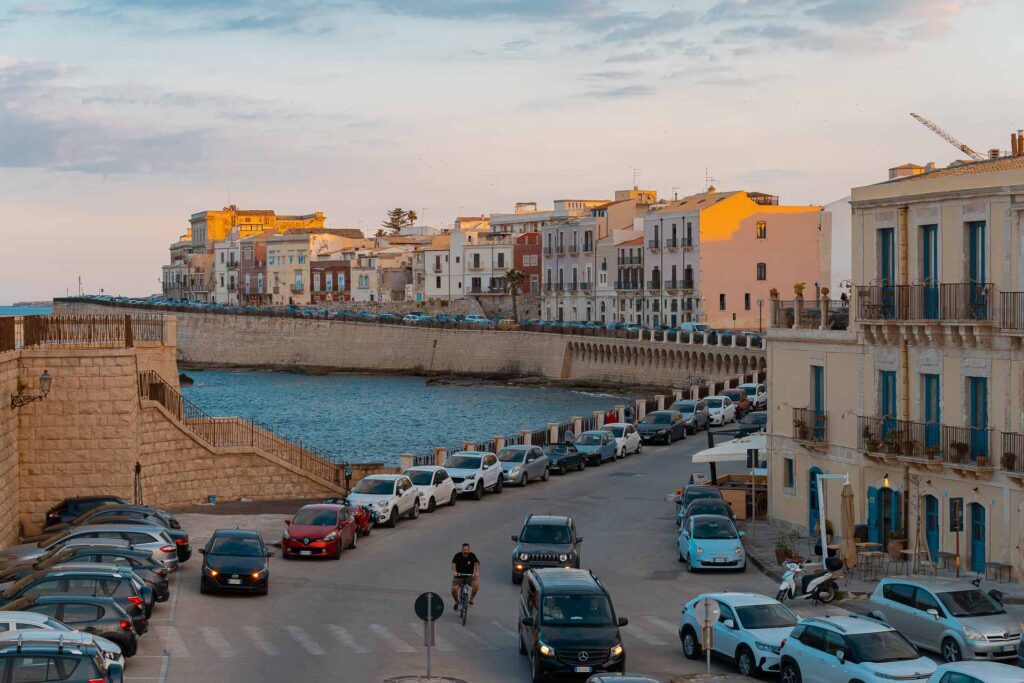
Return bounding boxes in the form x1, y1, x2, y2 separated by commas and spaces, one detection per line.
11, 370, 52, 409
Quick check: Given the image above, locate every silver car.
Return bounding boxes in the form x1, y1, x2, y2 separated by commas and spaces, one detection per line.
497, 445, 550, 486
869, 578, 1021, 663
0, 525, 178, 571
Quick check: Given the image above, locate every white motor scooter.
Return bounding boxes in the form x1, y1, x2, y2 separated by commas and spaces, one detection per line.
776, 556, 842, 604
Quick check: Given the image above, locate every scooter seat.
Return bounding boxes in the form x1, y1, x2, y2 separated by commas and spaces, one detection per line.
801, 570, 828, 592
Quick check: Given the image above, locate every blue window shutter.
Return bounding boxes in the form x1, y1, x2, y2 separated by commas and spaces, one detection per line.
867, 487, 879, 543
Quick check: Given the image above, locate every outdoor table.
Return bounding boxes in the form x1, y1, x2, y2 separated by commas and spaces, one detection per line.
986, 562, 1012, 583
934, 551, 956, 570
858, 551, 886, 581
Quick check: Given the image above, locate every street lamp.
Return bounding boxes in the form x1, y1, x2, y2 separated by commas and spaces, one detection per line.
11, 370, 52, 409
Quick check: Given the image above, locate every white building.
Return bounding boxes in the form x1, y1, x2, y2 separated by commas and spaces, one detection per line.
490, 199, 608, 235
823, 195, 852, 295
641, 204, 700, 328
463, 231, 514, 296
212, 228, 241, 305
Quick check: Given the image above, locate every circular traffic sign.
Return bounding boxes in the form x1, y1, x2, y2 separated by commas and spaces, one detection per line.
415, 592, 445, 622
693, 597, 720, 626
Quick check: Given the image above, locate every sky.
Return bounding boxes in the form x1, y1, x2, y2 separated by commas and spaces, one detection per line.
1, 0, 1023, 302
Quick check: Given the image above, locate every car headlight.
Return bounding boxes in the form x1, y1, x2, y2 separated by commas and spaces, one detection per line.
657, 429, 667, 435
204, 567, 219, 576
559, 554, 568, 562
734, 547, 743, 554
377, 500, 390, 507
538, 640, 555, 657
251, 569, 265, 579
519, 553, 529, 561
465, 473, 477, 480
755, 641, 781, 653
610, 642, 624, 657
696, 546, 704, 554
323, 532, 338, 542
509, 466, 520, 476
283, 531, 291, 540
963, 625, 987, 641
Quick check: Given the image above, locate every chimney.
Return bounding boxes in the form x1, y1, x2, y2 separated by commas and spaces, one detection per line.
1012, 133, 1018, 158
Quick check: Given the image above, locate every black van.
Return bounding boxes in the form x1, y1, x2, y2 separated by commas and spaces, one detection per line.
518, 568, 627, 682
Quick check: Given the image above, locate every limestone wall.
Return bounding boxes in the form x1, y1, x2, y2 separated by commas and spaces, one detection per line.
0, 353, 20, 545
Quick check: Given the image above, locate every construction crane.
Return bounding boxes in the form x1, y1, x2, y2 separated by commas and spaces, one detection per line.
910, 112, 984, 161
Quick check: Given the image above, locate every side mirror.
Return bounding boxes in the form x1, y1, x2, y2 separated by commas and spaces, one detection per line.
617, 617, 629, 627
738, 531, 746, 537
836, 649, 846, 664
198, 548, 206, 555
511, 535, 519, 542
266, 551, 275, 558
284, 519, 291, 526
576, 537, 583, 543
521, 616, 533, 627
926, 608, 939, 618
723, 618, 735, 629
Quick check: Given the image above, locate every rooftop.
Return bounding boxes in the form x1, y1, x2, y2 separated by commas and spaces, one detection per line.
883, 154, 1024, 184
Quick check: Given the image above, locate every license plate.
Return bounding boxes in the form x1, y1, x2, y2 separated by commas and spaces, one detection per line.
300, 550, 312, 556
574, 667, 592, 673
1001, 645, 1016, 652
227, 579, 241, 585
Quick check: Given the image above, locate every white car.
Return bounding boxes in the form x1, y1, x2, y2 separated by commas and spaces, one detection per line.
601, 422, 642, 457
443, 451, 503, 499
346, 474, 421, 527
403, 466, 457, 512
927, 661, 1024, 682
0, 612, 124, 667
706, 396, 736, 426
679, 592, 798, 677
738, 383, 767, 410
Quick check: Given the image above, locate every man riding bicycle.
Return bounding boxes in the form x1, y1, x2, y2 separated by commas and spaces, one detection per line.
451, 543, 480, 610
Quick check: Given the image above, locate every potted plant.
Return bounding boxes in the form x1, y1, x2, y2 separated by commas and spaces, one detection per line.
951, 441, 970, 463
900, 439, 918, 457
1002, 452, 1017, 471
774, 530, 803, 565
924, 444, 941, 460
793, 282, 806, 298
769, 287, 779, 299
977, 453, 990, 467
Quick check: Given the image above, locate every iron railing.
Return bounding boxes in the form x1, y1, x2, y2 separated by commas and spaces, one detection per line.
940, 283, 993, 321
0, 317, 14, 353
858, 415, 996, 468
856, 283, 994, 322
16, 315, 164, 349
1000, 432, 1024, 473
1001, 292, 1024, 330
941, 424, 993, 467
793, 407, 827, 443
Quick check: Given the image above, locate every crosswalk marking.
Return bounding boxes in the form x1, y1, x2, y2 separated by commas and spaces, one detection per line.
643, 616, 680, 635
327, 624, 369, 654
369, 623, 416, 653
625, 622, 666, 646
242, 626, 280, 655
198, 626, 234, 658
285, 625, 325, 655
406, 622, 454, 652
490, 620, 517, 639
457, 625, 496, 650
161, 626, 191, 658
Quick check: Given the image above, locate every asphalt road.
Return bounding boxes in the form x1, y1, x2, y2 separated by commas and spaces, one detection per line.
126, 430, 794, 683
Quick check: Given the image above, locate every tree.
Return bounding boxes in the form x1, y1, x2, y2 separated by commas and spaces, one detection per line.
378, 208, 418, 236
505, 269, 526, 321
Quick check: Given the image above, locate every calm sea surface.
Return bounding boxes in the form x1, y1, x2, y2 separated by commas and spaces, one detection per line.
181, 370, 625, 465
0, 306, 52, 316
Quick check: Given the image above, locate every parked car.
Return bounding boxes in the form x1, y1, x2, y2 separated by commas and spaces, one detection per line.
497, 446, 550, 487
402, 313, 428, 324
199, 529, 272, 595
738, 383, 768, 410
282, 503, 358, 560
736, 411, 768, 436
464, 314, 492, 326
675, 485, 725, 519
0, 525, 179, 571
926, 662, 1024, 682
706, 396, 737, 425
321, 498, 375, 536
42, 507, 190, 564
347, 474, 421, 527
601, 422, 642, 456
543, 443, 586, 475
678, 498, 736, 528
779, 614, 937, 683
24, 546, 170, 602
574, 430, 619, 465
678, 515, 746, 572
0, 602, 132, 661
43, 497, 130, 530
0, 569, 148, 634
721, 389, 751, 417
587, 677, 659, 683
511, 515, 582, 583
636, 410, 687, 444
868, 578, 1021, 663
0, 630, 124, 682
443, 451, 504, 499
679, 592, 798, 676
402, 466, 457, 511
669, 399, 710, 434
518, 568, 627, 681
680, 322, 711, 334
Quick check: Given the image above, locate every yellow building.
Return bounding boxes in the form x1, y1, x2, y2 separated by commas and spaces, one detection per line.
767, 154, 1024, 579
189, 206, 326, 249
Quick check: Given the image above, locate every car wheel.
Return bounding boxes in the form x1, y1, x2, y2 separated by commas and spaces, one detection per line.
520, 473, 528, 487
409, 503, 420, 519
349, 532, 357, 550
736, 646, 757, 677
541, 468, 549, 481
780, 662, 801, 683
199, 583, 209, 595
449, 490, 457, 506
531, 652, 547, 683
578, 459, 586, 472
386, 508, 398, 527
259, 582, 269, 596
681, 627, 701, 660
518, 626, 527, 654
494, 475, 503, 493
636, 442, 642, 454
474, 482, 484, 500
426, 497, 436, 513
560, 463, 568, 476
942, 637, 963, 662
331, 541, 342, 559
678, 547, 685, 563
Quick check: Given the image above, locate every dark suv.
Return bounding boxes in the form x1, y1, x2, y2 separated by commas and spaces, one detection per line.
0, 630, 124, 682
511, 515, 582, 584
0, 548, 170, 603
43, 497, 129, 529
518, 568, 627, 682
0, 570, 148, 634
4, 595, 139, 656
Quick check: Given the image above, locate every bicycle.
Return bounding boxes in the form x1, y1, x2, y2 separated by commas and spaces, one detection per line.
455, 573, 474, 625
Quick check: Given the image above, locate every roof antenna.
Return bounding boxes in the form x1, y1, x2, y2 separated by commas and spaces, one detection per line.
704, 168, 717, 192
632, 168, 641, 190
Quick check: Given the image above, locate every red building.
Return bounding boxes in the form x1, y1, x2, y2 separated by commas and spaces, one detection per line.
311, 260, 351, 303
239, 235, 269, 305
514, 232, 542, 293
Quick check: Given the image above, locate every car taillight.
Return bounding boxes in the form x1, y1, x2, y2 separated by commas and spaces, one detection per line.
128, 596, 143, 607
120, 619, 131, 630
153, 567, 168, 576
780, 638, 786, 648
175, 537, 188, 546
160, 545, 175, 553
89, 678, 105, 683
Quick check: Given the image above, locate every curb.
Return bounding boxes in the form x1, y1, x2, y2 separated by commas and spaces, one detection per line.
746, 547, 783, 583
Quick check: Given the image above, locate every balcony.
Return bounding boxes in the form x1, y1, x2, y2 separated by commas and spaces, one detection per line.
647, 280, 662, 291
771, 298, 850, 331
568, 244, 580, 256
291, 285, 304, 294
543, 248, 554, 258
582, 243, 594, 255
858, 415, 998, 472
615, 281, 642, 291
1001, 292, 1024, 331
855, 283, 993, 345
468, 262, 485, 271
663, 279, 694, 293
566, 282, 579, 292
792, 407, 827, 444
555, 245, 566, 256
432, 264, 443, 273
618, 256, 641, 266
648, 239, 660, 250
579, 282, 591, 292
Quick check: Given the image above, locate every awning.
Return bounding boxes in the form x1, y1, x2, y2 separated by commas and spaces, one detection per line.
692, 434, 768, 464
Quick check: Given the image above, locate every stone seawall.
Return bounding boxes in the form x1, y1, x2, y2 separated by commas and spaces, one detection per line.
55, 301, 766, 388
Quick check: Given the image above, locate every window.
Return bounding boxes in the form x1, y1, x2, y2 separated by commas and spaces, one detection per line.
522, 254, 529, 267
784, 458, 794, 488
313, 273, 321, 292
497, 252, 505, 268
756, 262, 766, 280
719, 294, 726, 310
268, 255, 275, 265
913, 588, 941, 614
756, 221, 767, 239
61, 603, 102, 624
744, 293, 751, 310
325, 273, 333, 292
882, 583, 916, 606
298, 253, 306, 265
435, 276, 441, 288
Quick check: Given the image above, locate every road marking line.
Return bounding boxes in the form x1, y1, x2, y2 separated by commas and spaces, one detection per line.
198, 626, 234, 657
406, 622, 454, 652
327, 624, 369, 654
285, 625, 325, 655
243, 626, 280, 655
369, 623, 416, 653
458, 626, 496, 650
162, 626, 191, 658
625, 623, 666, 646
643, 616, 680, 635
490, 620, 517, 638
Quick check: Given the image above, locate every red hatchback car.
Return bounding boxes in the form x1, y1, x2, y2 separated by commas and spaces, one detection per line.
282, 504, 358, 559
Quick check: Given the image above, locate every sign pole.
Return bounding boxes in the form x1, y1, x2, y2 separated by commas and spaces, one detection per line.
426, 593, 432, 677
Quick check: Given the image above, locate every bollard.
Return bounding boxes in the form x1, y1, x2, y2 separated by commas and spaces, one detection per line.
433, 447, 448, 466
462, 441, 477, 451
614, 404, 625, 423
493, 435, 505, 451
548, 422, 559, 444
520, 429, 532, 446
673, 388, 684, 401
690, 386, 699, 401
399, 453, 416, 471
572, 416, 583, 435
634, 399, 646, 422
655, 394, 665, 410
593, 410, 605, 429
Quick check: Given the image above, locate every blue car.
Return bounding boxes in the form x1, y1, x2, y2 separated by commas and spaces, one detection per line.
573, 430, 618, 466
678, 514, 746, 572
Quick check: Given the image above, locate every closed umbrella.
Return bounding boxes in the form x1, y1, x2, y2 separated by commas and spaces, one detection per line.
841, 482, 857, 570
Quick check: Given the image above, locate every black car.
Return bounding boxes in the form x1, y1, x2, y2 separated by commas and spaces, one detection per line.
0, 547, 170, 602
636, 410, 687, 444
678, 498, 736, 528
0, 569, 148, 634
43, 497, 129, 529
199, 529, 273, 595
674, 485, 724, 519
735, 410, 767, 436
0, 631, 124, 682
543, 444, 586, 475
511, 515, 583, 584
4, 594, 139, 657
518, 568, 627, 681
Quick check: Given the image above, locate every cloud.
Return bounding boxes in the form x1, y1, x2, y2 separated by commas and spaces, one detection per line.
364, 0, 609, 20
502, 38, 535, 51
600, 9, 697, 42
580, 70, 639, 81
605, 49, 661, 63
721, 23, 837, 52
803, 0, 964, 25
582, 83, 656, 99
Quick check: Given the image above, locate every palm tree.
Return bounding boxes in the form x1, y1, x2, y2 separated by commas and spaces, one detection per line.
505, 269, 526, 321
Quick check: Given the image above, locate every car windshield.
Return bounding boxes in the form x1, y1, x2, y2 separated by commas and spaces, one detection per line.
209, 536, 264, 557
736, 604, 797, 629
938, 589, 1006, 617
291, 509, 338, 526
741, 386, 757, 397
497, 449, 526, 463
674, 403, 695, 414
603, 427, 625, 437
575, 434, 603, 445
741, 413, 767, 425
39, 531, 70, 549
445, 455, 481, 469
643, 413, 672, 425
520, 525, 571, 544
406, 471, 435, 486
687, 502, 729, 517
724, 392, 741, 401
683, 489, 721, 506
352, 479, 395, 495
692, 519, 738, 539
545, 445, 573, 456
541, 594, 613, 626
845, 631, 919, 663
706, 399, 723, 409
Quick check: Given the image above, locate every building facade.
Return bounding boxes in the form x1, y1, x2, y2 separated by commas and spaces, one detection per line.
514, 232, 542, 294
